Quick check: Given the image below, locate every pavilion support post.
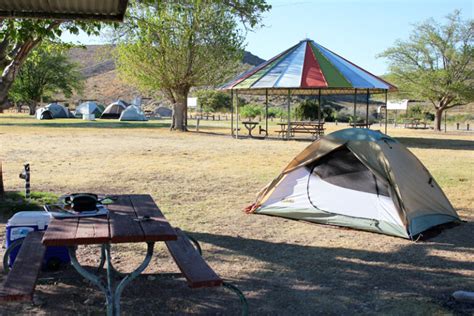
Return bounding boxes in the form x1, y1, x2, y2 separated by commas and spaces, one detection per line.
384, 90, 388, 134
366, 89, 369, 128
230, 90, 234, 137
265, 89, 269, 136
287, 90, 291, 140
236, 91, 239, 139
318, 90, 322, 122
353, 89, 357, 127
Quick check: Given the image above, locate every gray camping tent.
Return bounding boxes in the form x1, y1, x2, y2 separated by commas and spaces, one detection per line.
101, 100, 128, 119
119, 105, 147, 121
35, 103, 74, 120
75, 101, 105, 117
247, 128, 460, 239
155, 106, 172, 117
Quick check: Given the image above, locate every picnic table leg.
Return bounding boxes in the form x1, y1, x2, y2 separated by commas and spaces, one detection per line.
68, 243, 155, 316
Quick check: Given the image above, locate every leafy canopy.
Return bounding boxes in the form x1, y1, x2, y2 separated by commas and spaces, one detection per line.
9, 42, 84, 104
379, 10, 473, 110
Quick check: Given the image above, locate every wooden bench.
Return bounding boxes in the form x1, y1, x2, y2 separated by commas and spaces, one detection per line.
165, 228, 223, 288
165, 228, 248, 314
0, 231, 46, 302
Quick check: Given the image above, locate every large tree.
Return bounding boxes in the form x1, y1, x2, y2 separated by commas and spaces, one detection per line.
0, 19, 101, 111
379, 10, 473, 131
9, 42, 84, 115
114, 0, 270, 131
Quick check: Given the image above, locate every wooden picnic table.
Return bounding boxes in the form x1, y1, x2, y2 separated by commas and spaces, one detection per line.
349, 121, 372, 128
277, 121, 325, 138
42, 194, 177, 316
242, 121, 259, 137
404, 118, 427, 129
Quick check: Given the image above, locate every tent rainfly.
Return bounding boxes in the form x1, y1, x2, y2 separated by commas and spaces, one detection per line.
220, 39, 397, 137
35, 103, 74, 120
75, 101, 105, 117
119, 105, 147, 121
246, 128, 460, 239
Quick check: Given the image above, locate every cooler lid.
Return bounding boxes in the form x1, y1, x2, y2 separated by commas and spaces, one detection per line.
7, 211, 52, 227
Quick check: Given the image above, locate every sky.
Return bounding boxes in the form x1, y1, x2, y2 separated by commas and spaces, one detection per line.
61, 0, 473, 75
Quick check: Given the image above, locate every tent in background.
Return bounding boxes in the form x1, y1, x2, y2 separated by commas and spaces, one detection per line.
247, 128, 460, 239
35, 103, 74, 120
119, 105, 147, 121
75, 101, 105, 117
101, 100, 129, 119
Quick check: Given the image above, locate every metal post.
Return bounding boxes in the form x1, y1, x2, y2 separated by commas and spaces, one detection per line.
230, 90, 234, 137
19, 163, 30, 200
0, 161, 4, 197
318, 89, 321, 122
384, 90, 388, 134
265, 89, 269, 136
287, 90, 291, 140
353, 89, 357, 127
366, 89, 369, 128
236, 91, 239, 139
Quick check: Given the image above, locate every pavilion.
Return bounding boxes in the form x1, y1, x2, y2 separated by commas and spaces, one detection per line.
220, 39, 397, 138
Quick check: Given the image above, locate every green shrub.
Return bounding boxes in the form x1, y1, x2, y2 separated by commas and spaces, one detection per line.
267, 107, 285, 118
194, 90, 232, 113
240, 103, 263, 119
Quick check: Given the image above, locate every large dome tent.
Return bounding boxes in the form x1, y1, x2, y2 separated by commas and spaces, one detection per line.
101, 100, 129, 119
35, 102, 74, 120
246, 128, 460, 239
119, 105, 147, 121
75, 101, 105, 117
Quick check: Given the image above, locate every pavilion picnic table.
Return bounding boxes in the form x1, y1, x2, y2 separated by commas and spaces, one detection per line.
242, 121, 259, 137
277, 121, 325, 139
349, 121, 372, 128
38, 194, 247, 316
404, 118, 428, 129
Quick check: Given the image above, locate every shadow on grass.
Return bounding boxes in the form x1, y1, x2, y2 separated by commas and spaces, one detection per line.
185, 221, 473, 315
396, 137, 474, 151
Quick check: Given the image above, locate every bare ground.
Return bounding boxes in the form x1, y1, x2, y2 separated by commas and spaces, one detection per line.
0, 116, 473, 315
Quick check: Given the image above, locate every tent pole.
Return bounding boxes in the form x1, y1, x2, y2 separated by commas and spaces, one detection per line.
318, 89, 321, 122
287, 90, 291, 140
366, 88, 369, 128
265, 89, 269, 137
384, 90, 388, 134
236, 91, 239, 139
230, 90, 234, 137
353, 88, 357, 126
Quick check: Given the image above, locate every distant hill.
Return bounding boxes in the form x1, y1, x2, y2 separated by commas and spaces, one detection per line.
66, 45, 265, 105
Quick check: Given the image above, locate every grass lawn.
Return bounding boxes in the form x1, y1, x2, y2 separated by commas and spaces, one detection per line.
0, 114, 473, 315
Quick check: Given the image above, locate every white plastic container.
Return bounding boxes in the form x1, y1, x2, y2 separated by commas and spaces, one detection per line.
6, 211, 70, 268
82, 113, 95, 121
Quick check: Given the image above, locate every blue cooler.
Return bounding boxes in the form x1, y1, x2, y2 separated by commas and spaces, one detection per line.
6, 211, 70, 269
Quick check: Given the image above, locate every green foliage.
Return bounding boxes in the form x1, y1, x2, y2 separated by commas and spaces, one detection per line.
240, 103, 262, 119
0, 191, 58, 217
294, 99, 320, 120
267, 107, 285, 118
9, 42, 84, 106
378, 10, 473, 129
194, 90, 232, 112
113, 0, 270, 130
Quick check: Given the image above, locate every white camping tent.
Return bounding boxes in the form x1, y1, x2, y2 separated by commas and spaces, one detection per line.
119, 105, 147, 121
75, 101, 104, 117
35, 103, 74, 120
101, 100, 129, 119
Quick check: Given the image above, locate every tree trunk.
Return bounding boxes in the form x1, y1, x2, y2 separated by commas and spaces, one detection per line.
171, 91, 188, 131
28, 101, 37, 115
434, 107, 444, 132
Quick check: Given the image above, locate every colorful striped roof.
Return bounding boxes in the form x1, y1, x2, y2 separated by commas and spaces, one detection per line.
220, 39, 396, 95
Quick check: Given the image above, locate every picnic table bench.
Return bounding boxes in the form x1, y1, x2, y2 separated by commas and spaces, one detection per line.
277, 121, 325, 138
0, 194, 247, 315
349, 121, 372, 128
404, 118, 428, 129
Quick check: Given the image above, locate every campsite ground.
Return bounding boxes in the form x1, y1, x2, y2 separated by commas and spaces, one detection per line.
0, 114, 473, 315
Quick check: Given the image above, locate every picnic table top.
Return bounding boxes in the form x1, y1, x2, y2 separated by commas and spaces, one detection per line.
277, 121, 325, 125
42, 194, 177, 246
242, 121, 259, 125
